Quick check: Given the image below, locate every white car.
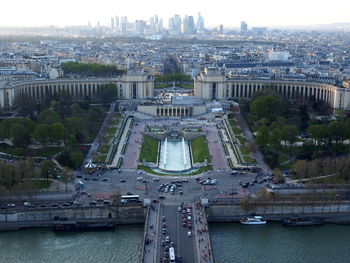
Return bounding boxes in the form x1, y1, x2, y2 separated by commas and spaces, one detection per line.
137, 177, 143, 181
187, 231, 192, 237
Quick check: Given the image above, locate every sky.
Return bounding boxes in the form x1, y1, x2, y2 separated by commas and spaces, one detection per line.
1, 0, 349, 28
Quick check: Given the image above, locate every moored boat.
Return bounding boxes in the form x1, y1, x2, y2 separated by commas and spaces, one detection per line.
240, 216, 267, 225
54, 222, 115, 232
282, 217, 324, 226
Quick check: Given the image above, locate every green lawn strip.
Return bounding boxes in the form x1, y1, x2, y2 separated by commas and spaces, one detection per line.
93, 154, 107, 163
98, 145, 110, 155
243, 155, 255, 164
229, 119, 238, 127
277, 154, 289, 164
191, 136, 211, 163
235, 135, 247, 145
240, 145, 251, 156
139, 135, 159, 163
154, 84, 169, 89
232, 127, 242, 135
279, 160, 296, 170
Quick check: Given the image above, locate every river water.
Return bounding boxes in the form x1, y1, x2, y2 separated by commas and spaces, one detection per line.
0, 223, 349, 263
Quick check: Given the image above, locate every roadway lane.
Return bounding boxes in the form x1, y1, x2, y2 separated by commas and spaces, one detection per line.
157, 204, 196, 263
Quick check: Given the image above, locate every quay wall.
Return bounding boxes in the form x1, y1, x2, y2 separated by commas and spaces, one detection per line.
206, 202, 350, 223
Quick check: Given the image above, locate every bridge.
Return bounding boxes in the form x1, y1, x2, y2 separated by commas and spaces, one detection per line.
141, 202, 214, 263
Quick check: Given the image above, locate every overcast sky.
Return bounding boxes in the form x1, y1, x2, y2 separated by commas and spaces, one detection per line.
1, 0, 349, 28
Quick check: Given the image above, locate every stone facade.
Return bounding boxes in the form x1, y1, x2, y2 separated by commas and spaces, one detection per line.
194, 67, 350, 110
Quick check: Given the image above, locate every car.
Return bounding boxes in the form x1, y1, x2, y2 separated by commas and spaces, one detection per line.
76, 175, 83, 178
179, 191, 183, 195
162, 216, 167, 221
187, 223, 192, 229
89, 201, 97, 206
50, 203, 59, 208
170, 242, 175, 247
187, 231, 192, 237
162, 228, 167, 235
7, 203, 16, 208
187, 216, 192, 221
92, 178, 98, 181
187, 208, 191, 213
0, 206, 7, 209
61, 203, 70, 207
39, 204, 48, 208
126, 192, 133, 195
102, 178, 108, 182
117, 169, 121, 173
182, 222, 187, 227
178, 207, 182, 212
84, 177, 90, 181
142, 179, 147, 183
229, 192, 238, 195
153, 178, 160, 182
164, 246, 169, 252
162, 223, 166, 228
165, 236, 170, 242
159, 195, 166, 199
120, 179, 126, 183
103, 200, 112, 205
23, 202, 31, 207
161, 240, 166, 247
137, 177, 143, 181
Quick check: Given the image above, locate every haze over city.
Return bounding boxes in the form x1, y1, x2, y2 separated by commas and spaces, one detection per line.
1, 0, 350, 28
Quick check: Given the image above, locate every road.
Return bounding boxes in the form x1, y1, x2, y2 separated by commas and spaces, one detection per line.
156, 204, 196, 263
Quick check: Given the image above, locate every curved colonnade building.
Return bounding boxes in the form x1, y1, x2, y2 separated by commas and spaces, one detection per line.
0, 68, 154, 110
194, 68, 350, 110
1, 67, 349, 111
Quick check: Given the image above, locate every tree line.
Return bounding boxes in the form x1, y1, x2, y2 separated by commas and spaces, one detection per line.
62, 62, 125, 77
155, 73, 192, 83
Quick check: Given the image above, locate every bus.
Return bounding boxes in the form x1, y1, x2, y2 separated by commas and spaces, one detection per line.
121, 195, 140, 203
169, 247, 175, 262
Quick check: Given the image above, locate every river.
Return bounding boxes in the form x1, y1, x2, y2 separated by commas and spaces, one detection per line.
210, 222, 350, 263
0, 223, 349, 263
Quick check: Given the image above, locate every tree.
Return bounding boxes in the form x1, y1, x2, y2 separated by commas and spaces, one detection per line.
255, 125, 270, 150
52, 122, 65, 144
37, 109, 61, 125
34, 124, 51, 145
98, 83, 117, 104
307, 124, 327, 145
250, 95, 286, 120
10, 123, 31, 147
69, 151, 84, 168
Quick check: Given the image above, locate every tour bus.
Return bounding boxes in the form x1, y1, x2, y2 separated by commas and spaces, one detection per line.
169, 247, 175, 262
121, 195, 140, 203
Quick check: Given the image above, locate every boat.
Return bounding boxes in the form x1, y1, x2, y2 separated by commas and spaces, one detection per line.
240, 216, 266, 225
282, 217, 324, 226
54, 222, 115, 232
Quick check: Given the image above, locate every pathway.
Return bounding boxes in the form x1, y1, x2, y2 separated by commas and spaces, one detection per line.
108, 118, 132, 168
204, 125, 228, 171
123, 121, 146, 169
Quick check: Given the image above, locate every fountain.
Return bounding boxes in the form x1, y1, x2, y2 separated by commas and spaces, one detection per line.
158, 137, 192, 172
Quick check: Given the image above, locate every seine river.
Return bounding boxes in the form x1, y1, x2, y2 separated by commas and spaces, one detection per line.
0, 223, 349, 263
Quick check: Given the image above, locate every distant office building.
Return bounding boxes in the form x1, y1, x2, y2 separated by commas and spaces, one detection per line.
111, 17, 115, 28
217, 24, 224, 34
135, 20, 146, 35
115, 16, 119, 28
121, 16, 128, 35
183, 15, 196, 34
240, 21, 248, 31
169, 14, 182, 34
252, 27, 267, 35
88, 21, 91, 28
197, 13, 205, 32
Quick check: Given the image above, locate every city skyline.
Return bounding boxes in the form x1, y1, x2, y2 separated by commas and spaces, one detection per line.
0, 0, 349, 28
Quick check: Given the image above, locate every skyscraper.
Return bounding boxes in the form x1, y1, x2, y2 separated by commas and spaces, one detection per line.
115, 16, 119, 28
240, 21, 248, 31
111, 17, 115, 28
217, 24, 224, 34
197, 13, 204, 32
